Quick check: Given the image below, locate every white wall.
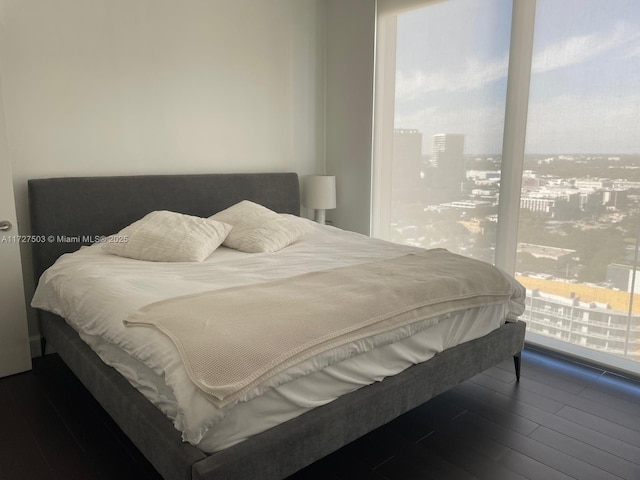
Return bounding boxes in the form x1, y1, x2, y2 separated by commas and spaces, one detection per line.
0, 0, 326, 341
325, 0, 376, 235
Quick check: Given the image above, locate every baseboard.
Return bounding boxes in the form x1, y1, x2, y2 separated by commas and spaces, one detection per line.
524, 341, 640, 383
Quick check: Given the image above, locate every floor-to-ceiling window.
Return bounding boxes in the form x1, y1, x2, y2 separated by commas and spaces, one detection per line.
516, 0, 640, 371
373, 0, 513, 265
373, 0, 640, 375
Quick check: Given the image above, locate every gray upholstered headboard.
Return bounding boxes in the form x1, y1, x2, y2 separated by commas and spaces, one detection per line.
28, 172, 300, 280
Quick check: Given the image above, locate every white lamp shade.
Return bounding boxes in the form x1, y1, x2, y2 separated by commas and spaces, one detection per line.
302, 175, 336, 210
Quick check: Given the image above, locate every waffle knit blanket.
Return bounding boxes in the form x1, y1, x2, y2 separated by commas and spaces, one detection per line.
124, 249, 516, 407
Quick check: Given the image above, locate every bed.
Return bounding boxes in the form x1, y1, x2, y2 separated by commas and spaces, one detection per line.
28, 172, 526, 480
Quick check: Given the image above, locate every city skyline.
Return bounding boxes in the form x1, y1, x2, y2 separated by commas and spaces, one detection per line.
394, 0, 640, 156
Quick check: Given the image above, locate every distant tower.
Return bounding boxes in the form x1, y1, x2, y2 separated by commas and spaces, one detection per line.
394, 129, 422, 174
431, 133, 465, 200
393, 129, 423, 201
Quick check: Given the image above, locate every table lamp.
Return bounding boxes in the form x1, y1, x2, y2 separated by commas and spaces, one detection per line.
302, 175, 336, 224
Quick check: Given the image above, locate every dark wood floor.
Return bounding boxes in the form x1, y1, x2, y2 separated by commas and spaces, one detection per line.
1, 349, 639, 480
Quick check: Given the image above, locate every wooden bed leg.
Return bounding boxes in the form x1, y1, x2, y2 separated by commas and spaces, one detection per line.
513, 353, 521, 382
40, 336, 47, 356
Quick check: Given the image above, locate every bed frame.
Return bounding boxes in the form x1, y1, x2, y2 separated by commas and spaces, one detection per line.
29, 172, 526, 480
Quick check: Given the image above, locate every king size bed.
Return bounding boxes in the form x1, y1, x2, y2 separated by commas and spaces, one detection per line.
28, 172, 526, 480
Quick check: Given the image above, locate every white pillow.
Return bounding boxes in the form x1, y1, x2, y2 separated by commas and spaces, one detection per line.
102, 210, 231, 262
210, 200, 303, 253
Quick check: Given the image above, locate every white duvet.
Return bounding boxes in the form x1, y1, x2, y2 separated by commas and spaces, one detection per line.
32, 217, 525, 452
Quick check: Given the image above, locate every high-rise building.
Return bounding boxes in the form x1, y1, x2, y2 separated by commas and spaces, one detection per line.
523, 288, 640, 362
431, 133, 464, 179
392, 129, 424, 203
393, 129, 422, 176
430, 133, 465, 201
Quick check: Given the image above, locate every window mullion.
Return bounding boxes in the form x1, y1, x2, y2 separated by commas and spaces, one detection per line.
495, 0, 537, 274
371, 14, 398, 240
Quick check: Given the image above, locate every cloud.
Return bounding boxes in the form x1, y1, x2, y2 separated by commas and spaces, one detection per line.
395, 55, 508, 103
626, 41, 640, 59
532, 22, 639, 74
391, 18, 640, 154
525, 92, 640, 154
396, 22, 639, 104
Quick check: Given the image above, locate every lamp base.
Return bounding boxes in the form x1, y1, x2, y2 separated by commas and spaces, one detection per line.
313, 209, 326, 224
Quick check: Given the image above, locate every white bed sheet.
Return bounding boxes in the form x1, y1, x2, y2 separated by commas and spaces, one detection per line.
32, 217, 525, 452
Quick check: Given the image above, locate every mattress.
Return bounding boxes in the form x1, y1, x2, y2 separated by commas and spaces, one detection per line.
32, 216, 525, 452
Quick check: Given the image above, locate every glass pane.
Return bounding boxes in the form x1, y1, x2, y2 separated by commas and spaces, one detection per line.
375, 0, 512, 264
517, 0, 640, 371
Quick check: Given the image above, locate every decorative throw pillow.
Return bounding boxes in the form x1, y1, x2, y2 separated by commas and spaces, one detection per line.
102, 210, 231, 262
210, 200, 303, 253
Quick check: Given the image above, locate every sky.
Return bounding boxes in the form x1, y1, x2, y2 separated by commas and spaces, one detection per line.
393, 0, 640, 155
